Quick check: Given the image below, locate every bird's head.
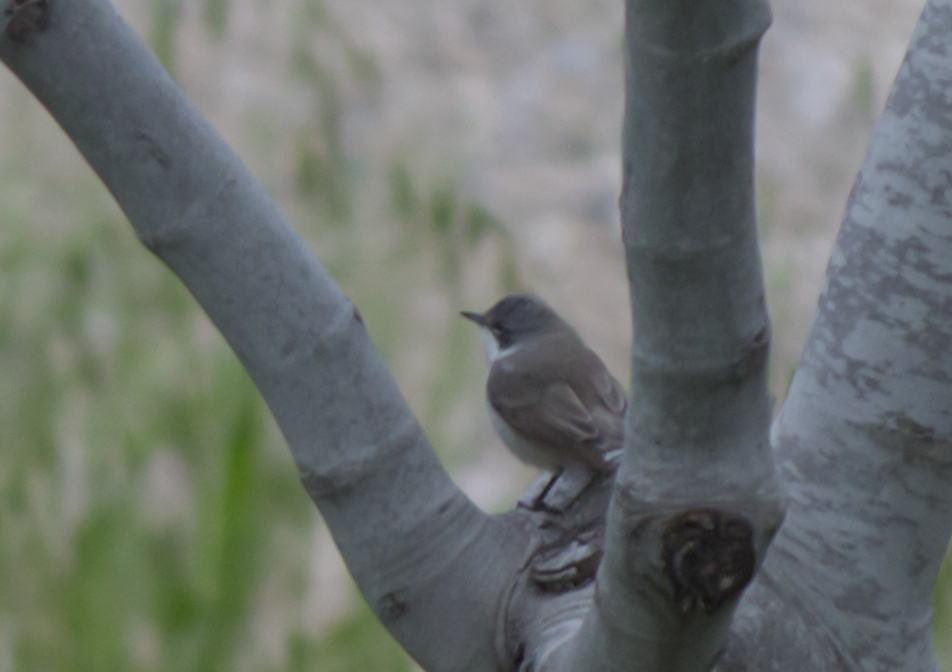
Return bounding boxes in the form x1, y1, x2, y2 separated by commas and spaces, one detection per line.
461, 294, 565, 360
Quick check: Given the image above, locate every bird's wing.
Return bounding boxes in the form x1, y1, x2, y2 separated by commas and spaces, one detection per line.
593, 367, 627, 415
486, 338, 626, 467
537, 382, 600, 441
489, 370, 600, 444
588, 368, 626, 453
486, 358, 543, 408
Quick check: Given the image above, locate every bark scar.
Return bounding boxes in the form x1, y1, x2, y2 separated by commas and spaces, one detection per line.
732, 325, 770, 381
530, 538, 602, 592
661, 508, 755, 613
377, 591, 408, 623
3, 0, 48, 41
133, 131, 172, 170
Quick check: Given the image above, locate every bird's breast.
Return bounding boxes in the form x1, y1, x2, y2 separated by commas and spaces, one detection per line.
487, 404, 562, 470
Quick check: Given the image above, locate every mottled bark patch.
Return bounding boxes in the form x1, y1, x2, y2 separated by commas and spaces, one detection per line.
530, 537, 603, 592
662, 508, 755, 613
3, 0, 47, 41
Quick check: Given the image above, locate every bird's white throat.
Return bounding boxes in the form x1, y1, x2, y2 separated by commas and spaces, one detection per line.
477, 326, 520, 363
477, 327, 501, 362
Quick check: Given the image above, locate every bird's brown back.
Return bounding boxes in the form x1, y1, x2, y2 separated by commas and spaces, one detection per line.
487, 331, 626, 469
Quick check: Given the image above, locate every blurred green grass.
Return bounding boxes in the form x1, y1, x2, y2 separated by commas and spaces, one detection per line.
0, 168, 337, 670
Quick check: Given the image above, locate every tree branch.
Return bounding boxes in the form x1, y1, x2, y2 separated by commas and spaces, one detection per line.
723, 1, 952, 668
551, 1, 785, 670
0, 1, 527, 670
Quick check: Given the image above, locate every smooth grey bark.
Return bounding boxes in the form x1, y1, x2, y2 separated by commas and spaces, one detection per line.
0, 2, 530, 670
545, 2, 784, 671
718, 1, 952, 669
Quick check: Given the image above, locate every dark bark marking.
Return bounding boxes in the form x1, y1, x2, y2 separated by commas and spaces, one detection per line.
512, 643, 526, 672
807, 221, 952, 397
133, 131, 172, 170
662, 508, 755, 613
3, 0, 47, 42
377, 591, 408, 623
299, 468, 343, 501
731, 325, 769, 381
139, 178, 238, 255
849, 412, 952, 473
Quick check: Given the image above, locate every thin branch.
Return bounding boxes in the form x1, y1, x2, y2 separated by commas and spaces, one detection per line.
0, 1, 525, 670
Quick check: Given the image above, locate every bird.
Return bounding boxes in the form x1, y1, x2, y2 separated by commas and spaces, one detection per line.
462, 294, 627, 506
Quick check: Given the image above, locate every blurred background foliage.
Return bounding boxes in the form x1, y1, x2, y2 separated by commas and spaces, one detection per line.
0, 0, 946, 670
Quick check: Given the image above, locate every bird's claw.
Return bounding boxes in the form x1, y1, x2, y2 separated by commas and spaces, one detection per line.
518, 465, 596, 513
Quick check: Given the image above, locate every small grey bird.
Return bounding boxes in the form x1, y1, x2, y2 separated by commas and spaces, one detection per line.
462, 295, 627, 499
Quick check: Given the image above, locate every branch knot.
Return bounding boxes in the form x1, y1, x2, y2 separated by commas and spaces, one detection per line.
661, 508, 755, 613
3, 0, 47, 41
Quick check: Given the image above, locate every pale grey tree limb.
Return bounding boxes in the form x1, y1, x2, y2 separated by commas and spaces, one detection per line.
0, 1, 531, 670
719, 1, 952, 670
543, 2, 784, 670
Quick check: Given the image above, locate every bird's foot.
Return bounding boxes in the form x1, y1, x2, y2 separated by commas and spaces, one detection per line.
517, 472, 560, 511
518, 464, 596, 513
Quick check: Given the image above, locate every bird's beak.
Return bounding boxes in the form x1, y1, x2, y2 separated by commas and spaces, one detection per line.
460, 310, 489, 327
